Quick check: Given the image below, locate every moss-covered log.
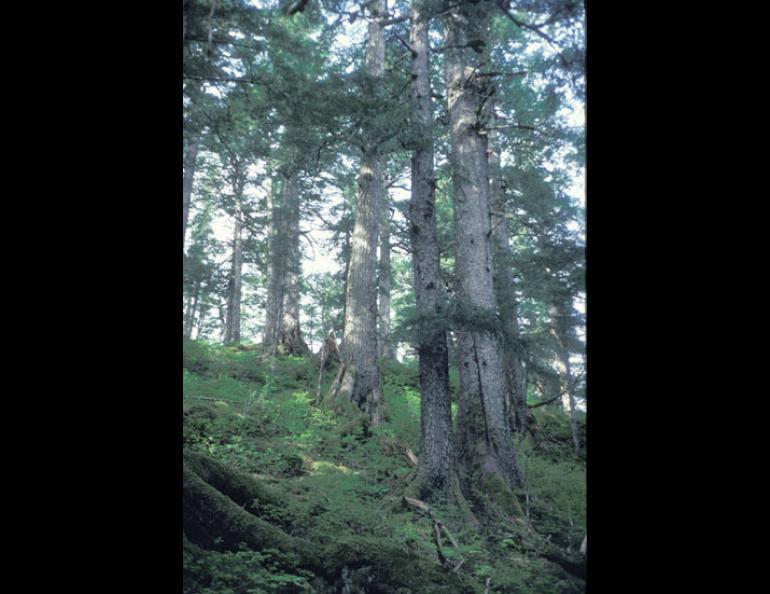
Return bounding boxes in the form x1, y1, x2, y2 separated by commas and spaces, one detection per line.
184, 453, 478, 588
183, 464, 320, 566
183, 451, 284, 517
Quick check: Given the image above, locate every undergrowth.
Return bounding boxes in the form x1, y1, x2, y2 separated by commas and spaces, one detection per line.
183, 337, 586, 593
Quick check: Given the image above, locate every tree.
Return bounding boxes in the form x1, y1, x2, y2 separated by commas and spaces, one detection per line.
488, 120, 528, 436
443, 0, 522, 492
327, 0, 389, 428
222, 162, 246, 343
406, 0, 458, 502
277, 169, 311, 355
378, 204, 396, 360
183, 130, 202, 248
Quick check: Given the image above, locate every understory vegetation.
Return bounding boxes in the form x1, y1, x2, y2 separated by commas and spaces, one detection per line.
183, 338, 585, 594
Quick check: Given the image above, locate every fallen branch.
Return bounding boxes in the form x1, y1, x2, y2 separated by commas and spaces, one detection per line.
405, 447, 419, 467
403, 495, 430, 514
433, 521, 448, 566
185, 396, 241, 403
528, 395, 561, 409
403, 496, 460, 550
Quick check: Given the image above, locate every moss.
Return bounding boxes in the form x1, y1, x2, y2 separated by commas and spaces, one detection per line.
478, 473, 524, 518
323, 536, 475, 594
182, 465, 320, 568
182, 341, 585, 594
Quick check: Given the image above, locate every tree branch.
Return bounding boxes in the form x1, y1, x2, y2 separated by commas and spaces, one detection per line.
184, 75, 269, 86
286, 0, 311, 15
380, 15, 409, 27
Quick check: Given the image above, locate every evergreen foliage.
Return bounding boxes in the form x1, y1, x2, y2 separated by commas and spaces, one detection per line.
184, 0, 585, 590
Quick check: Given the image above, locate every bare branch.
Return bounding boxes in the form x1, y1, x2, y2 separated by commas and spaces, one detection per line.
286, 0, 311, 16
380, 14, 410, 27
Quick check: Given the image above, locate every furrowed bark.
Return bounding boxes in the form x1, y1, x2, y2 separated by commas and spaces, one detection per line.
408, 1, 456, 500
443, 1, 521, 490
330, 0, 386, 427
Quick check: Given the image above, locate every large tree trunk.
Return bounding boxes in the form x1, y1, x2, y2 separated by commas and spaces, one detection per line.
407, 3, 457, 501
278, 172, 310, 356
378, 208, 395, 360
223, 170, 245, 344
263, 174, 285, 352
183, 131, 201, 248
488, 126, 528, 436
327, 1, 386, 427
444, 2, 521, 491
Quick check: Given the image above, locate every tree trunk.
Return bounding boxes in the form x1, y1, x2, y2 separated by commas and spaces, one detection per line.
338, 224, 352, 352
184, 280, 201, 339
183, 132, 201, 248
223, 169, 245, 344
564, 351, 580, 453
550, 304, 580, 453
488, 125, 528, 436
443, 2, 521, 491
378, 208, 395, 360
278, 172, 310, 356
407, 2, 457, 501
263, 174, 285, 352
194, 302, 207, 339
183, 0, 190, 48
327, 1, 386, 427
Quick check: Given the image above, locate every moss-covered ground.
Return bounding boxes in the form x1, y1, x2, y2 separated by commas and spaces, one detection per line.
183, 338, 586, 594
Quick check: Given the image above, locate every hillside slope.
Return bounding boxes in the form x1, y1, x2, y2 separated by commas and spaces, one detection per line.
183, 339, 586, 594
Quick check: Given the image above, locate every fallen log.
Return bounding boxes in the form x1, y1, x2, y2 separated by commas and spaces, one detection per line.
184, 451, 285, 519
182, 464, 319, 566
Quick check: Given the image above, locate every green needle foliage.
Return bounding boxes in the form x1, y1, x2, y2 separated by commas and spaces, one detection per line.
184, 0, 584, 591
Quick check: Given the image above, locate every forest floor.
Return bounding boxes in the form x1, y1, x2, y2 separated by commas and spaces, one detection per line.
183, 338, 586, 594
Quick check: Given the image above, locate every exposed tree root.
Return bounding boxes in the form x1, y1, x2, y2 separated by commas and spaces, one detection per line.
542, 549, 586, 580
184, 449, 471, 592
183, 451, 285, 520
182, 463, 319, 566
